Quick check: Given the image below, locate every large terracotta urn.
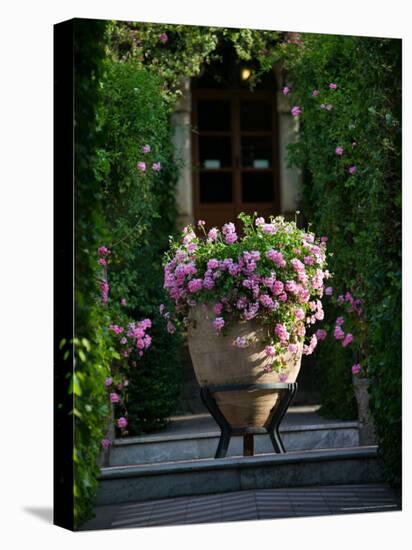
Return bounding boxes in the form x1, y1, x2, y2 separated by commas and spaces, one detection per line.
187, 304, 303, 429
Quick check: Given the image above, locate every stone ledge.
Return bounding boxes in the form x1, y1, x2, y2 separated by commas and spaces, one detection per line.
113, 421, 359, 446
96, 446, 383, 505
101, 446, 378, 479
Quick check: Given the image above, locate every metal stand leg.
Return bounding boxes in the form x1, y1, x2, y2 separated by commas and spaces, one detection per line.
266, 383, 298, 454
200, 383, 298, 459
200, 387, 232, 458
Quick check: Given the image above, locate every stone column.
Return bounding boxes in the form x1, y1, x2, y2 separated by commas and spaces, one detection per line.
171, 78, 194, 230
277, 92, 302, 217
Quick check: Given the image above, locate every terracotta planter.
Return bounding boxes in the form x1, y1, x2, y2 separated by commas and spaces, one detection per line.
187, 305, 303, 429
352, 376, 376, 446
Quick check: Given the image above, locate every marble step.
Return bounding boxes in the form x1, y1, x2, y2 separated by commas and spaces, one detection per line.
97, 446, 383, 506
109, 418, 359, 466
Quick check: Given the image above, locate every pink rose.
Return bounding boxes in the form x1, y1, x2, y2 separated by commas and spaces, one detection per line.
329, 83, 337, 89
342, 333, 353, 348
137, 161, 146, 171
159, 33, 168, 43
117, 417, 128, 428
291, 105, 302, 117
352, 363, 362, 375
110, 392, 120, 403
335, 146, 344, 156
101, 438, 111, 449
348, 165, 357, 175
142, 144, 151, 154
104, 377, 113, 387
282, 86, 290, 95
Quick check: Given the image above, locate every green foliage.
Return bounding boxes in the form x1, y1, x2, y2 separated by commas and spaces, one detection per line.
284, 35, 401, 482
106, 22, 282, 101
73, 19, 113, 527
126, 313, 183, 434
71, 315, 118, 527
96, 59, 182, 435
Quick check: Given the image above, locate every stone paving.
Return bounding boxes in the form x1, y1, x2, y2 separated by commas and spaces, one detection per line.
82, 483, 400, 530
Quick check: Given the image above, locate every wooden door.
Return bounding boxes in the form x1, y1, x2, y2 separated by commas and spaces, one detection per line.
192, 89, 280, 231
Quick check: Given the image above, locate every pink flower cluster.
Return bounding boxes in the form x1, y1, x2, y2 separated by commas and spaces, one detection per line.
136, 144, 162, 173
222, 222, 238, 244
164, 215, 329, 370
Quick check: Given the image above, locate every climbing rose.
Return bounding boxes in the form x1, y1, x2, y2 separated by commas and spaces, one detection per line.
291, 105, 302, 117
98, 258, 107, 266
152, 162, 161, 172
334, 326, 345, 340
110, 393, 120, 403
159, 33, 168, 43
282, 86, 290, 95
325, 286, 333, 296
137, 161, 146, 171
104, 377, 113, 387
352, 363, 362, 375
342, 333, 353, 348
120, 298, 127, 306
348, 165, 357, 175
101, 439, 111, 449
166, 320, 176, 334
312, 90, 320, 96
335, 146, 344, 156
142, 144, 151, 154
329, 83, 337, 89
117, 417, 128, 428
316, 329, 327, 341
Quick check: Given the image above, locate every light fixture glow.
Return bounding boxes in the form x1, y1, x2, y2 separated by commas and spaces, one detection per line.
241, 67, 252, 81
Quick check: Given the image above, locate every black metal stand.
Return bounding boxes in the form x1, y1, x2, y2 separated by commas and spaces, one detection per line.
200, 383, 298, 459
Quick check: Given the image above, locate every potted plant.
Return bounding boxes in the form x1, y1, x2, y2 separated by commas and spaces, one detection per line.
162, 213, 329, 429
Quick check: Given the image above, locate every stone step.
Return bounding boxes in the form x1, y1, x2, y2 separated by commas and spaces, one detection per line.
97, 446, 383, 506
109, 419, 359, 466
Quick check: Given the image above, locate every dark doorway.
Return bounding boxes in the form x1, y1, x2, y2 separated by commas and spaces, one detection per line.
191, 48, 280, 230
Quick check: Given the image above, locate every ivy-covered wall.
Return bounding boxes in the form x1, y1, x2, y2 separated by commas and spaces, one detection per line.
284, 34, 402, 483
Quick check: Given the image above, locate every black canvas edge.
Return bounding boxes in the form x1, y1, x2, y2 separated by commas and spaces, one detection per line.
53, 18, 75, 531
